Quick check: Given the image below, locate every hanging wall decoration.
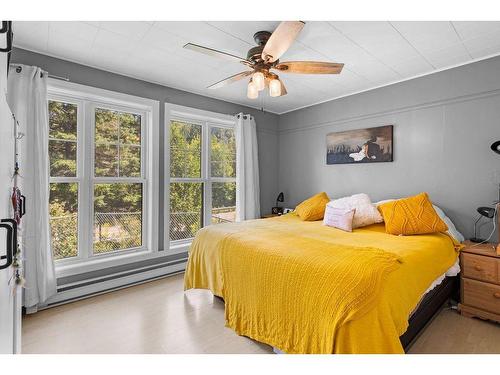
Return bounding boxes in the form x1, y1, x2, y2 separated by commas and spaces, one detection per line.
326, 125, 393, 165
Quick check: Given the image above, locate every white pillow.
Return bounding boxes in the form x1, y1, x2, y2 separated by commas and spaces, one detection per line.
374, 199, 465, 242
327, 193, 383, 229
323, 206, 356, 232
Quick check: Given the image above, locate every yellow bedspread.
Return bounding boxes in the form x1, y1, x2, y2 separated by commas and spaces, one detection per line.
184, 214, 460, 354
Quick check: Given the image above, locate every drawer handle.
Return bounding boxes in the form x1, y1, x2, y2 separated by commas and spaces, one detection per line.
474, 265, 482, 271
494, 292, 500, 299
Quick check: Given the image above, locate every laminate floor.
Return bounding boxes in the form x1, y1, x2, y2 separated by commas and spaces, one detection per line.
22, 273, 500, 354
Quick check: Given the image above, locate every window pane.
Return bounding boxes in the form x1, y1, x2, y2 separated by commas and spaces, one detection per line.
119, 145, 141, 177
49, 183, 78, 260
119, 113, 141, 145
170, 121, 201, 178
211, 182, 236, 224
95, 108, 119, 144
95, 144, 118, 177
93, 183, 143, 254
95, 108, 142, 177
49, 140, 77, 177
49, 101, 77, 141
170, 182, 203, 241
211, 127, 236, 178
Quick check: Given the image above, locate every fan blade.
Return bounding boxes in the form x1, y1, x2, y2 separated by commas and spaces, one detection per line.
184, 43, 250, 64
262, 21, 305, 63
207, 71, 254, 89
274, 61, 344, 74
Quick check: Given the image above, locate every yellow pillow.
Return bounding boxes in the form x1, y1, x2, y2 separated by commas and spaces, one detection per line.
378, 192, 448, 235
295, 192, 330, 221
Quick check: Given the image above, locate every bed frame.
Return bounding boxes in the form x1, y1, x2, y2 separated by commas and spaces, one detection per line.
400, 275, 459, 352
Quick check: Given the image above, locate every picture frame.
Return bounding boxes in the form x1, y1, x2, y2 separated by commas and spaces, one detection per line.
326, 125, 393, 165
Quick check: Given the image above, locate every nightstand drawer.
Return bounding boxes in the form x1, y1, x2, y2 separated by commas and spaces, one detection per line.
462, 278, 500, 314
462, 253, 499, 284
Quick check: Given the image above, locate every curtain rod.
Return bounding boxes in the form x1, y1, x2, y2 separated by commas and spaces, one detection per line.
10, 64, 69, 82
235, 113, 253, 120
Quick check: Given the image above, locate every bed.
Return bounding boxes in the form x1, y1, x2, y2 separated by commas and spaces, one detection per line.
184, 213, 462, 354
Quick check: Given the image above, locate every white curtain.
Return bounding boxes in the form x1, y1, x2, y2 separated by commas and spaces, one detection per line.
8, 65, 56, 312
235, 113, 260, 221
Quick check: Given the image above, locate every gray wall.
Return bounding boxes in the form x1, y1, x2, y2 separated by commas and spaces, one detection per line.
12, 48, 280, 252
279, 55, 500, 239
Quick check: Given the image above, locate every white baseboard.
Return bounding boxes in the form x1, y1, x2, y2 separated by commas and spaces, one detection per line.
40, 259, 187, 309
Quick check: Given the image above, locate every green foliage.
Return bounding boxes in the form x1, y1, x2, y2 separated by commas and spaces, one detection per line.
169, 182, 203, 240
210, 127, 236, 178
212, 182, 236, 210
49, 183, 78, 259
49, 140, 77, 176
48, 101, 78, 177
95, 108, 142, 177
49, 101, 77, 141
93, 183, 142, 213
93, 183, 143, 253
170, 121, 201, 178
210, 128, 236, 212
49, 183, 78, 215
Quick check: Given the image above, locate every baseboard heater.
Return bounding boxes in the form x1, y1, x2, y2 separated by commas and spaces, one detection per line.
43, 257, 188, 309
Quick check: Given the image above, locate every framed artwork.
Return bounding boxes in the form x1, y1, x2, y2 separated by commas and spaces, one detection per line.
326, 125, 393, 165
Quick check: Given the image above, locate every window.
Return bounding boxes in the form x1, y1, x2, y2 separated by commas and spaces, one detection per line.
210, 127, 236, 224
167, 105, 236, 248
92, 108, 144, 254
48, 81, 158, 272
48, 100, 79, 260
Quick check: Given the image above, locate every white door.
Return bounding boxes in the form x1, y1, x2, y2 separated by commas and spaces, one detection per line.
0, 41, 21, 354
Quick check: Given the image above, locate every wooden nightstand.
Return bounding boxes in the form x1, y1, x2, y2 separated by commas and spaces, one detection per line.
459, 240, 500, 323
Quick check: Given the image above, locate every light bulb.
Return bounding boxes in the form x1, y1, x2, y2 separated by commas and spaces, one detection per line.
247, 81, 258, 99
269, 79, 282, 97
252, 71, 265, 91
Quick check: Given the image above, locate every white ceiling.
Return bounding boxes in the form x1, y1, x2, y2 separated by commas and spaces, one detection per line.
12, 21, 500, 114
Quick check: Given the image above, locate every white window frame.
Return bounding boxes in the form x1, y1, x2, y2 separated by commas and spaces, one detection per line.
48, 79, 160, 278
164, 103, 236, 255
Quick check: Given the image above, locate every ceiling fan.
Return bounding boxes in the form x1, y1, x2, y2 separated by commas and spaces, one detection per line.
183, 21, 344, 99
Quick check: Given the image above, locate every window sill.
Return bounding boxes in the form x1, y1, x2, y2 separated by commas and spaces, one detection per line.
170, 240, 192, 255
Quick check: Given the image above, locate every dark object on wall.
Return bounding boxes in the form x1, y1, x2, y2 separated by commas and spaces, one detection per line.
490, 141, 500, 250
272, 192, 284, 215
491, 140, 500, 155
326, 125, 393, 165
0, 219, 17, 270
470, 206, 496, 243
0, 21, 13, 77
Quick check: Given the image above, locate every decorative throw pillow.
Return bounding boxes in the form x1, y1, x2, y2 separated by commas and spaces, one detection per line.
295, 192, 330, 221
323, 206, 356, 232
374, 199, 464, 242
327, 193, 383, 228
377, 192, 448, 235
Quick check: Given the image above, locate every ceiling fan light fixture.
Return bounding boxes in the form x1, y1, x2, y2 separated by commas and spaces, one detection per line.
247, 80, 258, 99
252, 71, 265, 91
186, 21, 342, 101
269, 78, 282, 97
